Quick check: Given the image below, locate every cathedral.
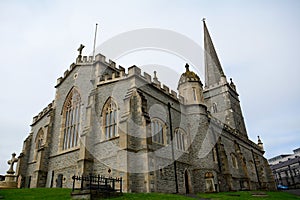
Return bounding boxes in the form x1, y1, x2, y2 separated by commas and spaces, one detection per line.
16, 20, 275, 193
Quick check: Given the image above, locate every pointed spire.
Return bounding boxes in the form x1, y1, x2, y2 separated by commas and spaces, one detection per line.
203, 19, 226, 87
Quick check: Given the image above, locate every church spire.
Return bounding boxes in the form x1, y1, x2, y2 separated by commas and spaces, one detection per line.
203, 19, 226, 87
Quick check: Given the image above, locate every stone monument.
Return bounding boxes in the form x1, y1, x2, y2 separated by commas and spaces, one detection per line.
0, 153, 18, 189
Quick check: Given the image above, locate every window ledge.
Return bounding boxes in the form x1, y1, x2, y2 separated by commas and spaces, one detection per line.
96, 135, 120, 145
28, 160, 37, 164
50, 147, 80, 158
152, 141, 167, 146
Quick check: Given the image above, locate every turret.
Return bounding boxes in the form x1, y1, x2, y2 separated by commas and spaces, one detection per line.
178, 63, 204, 105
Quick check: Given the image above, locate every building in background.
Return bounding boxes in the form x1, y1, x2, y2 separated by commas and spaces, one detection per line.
269, 148, 300, 188
15, 21, 275, 193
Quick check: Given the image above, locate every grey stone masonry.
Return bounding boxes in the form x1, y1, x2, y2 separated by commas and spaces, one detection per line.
16, 22, 275, 193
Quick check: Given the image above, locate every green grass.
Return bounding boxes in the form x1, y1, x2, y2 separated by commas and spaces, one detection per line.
0, 188, 299, 200
0, 189, 194, 200
112, 193, 195, 199
198, 190, 300, 200
0, 188, 72, 200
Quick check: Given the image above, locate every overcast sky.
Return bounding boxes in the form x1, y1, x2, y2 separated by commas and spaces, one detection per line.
0, 0, 299, 174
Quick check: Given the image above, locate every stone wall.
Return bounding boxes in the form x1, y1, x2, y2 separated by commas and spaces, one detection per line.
17, 55, 275, 193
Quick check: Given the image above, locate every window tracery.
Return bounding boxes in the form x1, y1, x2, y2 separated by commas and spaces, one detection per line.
151, 119, 166, 145
175, 128, 188, 151
34, 128, 44, 160
62, 88, 81, 150
103, 98, 118, 140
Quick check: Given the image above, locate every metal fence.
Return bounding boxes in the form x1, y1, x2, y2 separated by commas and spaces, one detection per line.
72, 174, 122, 194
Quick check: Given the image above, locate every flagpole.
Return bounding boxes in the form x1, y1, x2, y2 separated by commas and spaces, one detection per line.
92, 23, 98, 61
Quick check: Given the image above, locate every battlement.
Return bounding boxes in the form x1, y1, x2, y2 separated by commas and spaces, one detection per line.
56, 62, 80, 86
76, 55, 94, 64
97, 62, 184, 103
55, 49, 184, 103
31, 101, 54, 126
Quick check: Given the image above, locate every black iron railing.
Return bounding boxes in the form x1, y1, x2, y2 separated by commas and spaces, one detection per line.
72, 174, 122, 194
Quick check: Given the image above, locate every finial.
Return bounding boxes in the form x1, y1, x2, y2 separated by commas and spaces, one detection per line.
77, 44, 85, 56
257, 135, 261, 141
185, 63, 190, 72
257, 135, 264, 152
202, 18, 206, 22
153, 70, 159, 84
229, 78, 236, 91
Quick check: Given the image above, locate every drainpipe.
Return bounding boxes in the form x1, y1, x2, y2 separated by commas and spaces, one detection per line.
168, 102, 178, 193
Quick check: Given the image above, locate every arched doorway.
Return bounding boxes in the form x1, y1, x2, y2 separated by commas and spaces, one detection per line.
56, 174, 63, 188
184, 170, 190, 194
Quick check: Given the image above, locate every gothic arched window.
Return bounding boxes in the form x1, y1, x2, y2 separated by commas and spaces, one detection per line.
34, 128, 44, 160
36, 129, 44, 150
175, 128, 188, 151
248, 160, 255, 176
231, 153, 238, 169
212, 103, 218, 113
62, 88, 81, 150
212, 146, 218, 163
151, 119, 167, 145
103, 98, 118, 140
192, 87, 197, 101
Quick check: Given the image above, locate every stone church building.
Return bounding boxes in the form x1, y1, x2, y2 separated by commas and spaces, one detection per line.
16, 21, 275, 193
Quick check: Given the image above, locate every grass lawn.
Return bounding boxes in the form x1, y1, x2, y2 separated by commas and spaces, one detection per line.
198, 190, 300, 200
0, 188, 194, 200
0, 188, 72, 200
0, 188, 299, 199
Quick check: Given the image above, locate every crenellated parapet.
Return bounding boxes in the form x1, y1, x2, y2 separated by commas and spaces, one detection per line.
56, 54, 94, 87
55, 49, 186, 103
94, 53, 123, 70
56, 62, 80, 87
76, 55, 94, 64
96, 60, 185, 103
31, 101, 54, 126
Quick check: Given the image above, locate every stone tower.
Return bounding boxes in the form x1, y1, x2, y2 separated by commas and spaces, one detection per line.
202, 20, 247, 137
178, 63, 204, 105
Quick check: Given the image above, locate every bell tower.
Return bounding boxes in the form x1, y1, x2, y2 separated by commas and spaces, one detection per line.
202, 19, 248, 137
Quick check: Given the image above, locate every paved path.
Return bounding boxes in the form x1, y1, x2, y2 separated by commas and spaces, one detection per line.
284, 189, 300, 196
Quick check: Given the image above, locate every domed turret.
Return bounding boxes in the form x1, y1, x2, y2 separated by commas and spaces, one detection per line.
178, 63, 201, 86
178, 64, 204, 105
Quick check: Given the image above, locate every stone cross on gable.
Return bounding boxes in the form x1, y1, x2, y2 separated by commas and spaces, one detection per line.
77, 44, 85, 56
7, 153, 18, 175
